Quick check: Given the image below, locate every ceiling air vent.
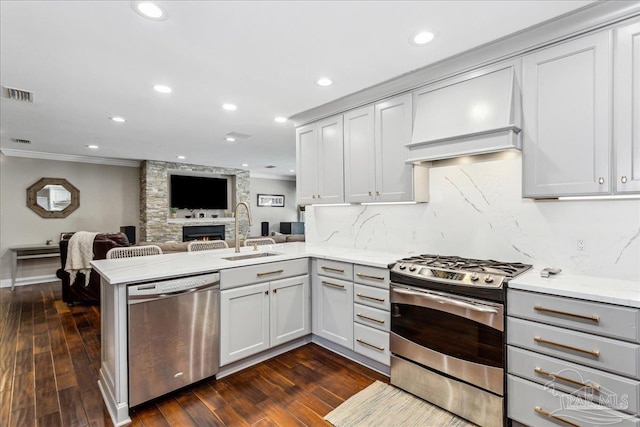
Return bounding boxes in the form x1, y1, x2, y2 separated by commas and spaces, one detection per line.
11, 138, 31, 144
2, 86, 34, 103
265, 165, 277, 169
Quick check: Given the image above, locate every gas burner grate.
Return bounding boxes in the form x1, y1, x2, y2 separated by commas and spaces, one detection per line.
399, 254, 531, 278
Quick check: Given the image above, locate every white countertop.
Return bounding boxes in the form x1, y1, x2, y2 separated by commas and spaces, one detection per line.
508, 269, 640, 308
91, 242, 406, 285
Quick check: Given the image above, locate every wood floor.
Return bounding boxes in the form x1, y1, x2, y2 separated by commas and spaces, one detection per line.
1, 281, 388, 426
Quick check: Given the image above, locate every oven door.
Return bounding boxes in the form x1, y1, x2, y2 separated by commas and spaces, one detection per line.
390, 284, 504, 395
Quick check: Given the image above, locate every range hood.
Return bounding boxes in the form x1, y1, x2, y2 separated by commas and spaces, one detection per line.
407, 66, 521, 163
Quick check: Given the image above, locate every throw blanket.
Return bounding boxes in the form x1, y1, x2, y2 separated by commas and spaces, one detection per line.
65, 231, 99, 287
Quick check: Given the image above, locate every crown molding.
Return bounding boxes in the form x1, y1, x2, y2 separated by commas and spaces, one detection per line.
250, 172, 296, 181
0, 148, 141, 168
290, 1, 640, 127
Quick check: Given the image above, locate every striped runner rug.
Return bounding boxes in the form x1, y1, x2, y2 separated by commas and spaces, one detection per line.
324, 381, 475, 426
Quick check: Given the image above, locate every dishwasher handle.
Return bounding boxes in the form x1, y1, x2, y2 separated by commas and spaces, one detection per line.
128, 281, 219, 304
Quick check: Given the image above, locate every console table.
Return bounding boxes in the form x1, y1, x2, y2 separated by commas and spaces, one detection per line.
9, 244, 60, 290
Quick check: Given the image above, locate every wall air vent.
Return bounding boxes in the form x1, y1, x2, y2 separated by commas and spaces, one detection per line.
11, 138, 31, 144
2, 86, 34, 103
226, 132, 251, 140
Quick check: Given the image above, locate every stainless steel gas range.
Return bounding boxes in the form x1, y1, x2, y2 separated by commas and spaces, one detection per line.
389, 255, 532, 427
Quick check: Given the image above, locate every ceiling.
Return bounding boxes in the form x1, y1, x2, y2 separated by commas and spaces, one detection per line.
0, 0, 594, 178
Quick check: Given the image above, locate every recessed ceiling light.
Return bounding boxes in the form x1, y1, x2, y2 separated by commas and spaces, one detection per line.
223, 104, 237, 111
316, 78, 332, 87
110, 116, 126, 123
225, 137, 236, 142
241, 163, 249, 167
177, 155, 186, 160
274, 116, 287, 123
131, 1, 168, 21
154, 84, 172, 93
86, 144, 99, 149
410, 31, 435, 46
289, 169, 295, 173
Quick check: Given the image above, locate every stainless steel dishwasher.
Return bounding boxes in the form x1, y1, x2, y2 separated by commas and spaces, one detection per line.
127, 272, 220, 407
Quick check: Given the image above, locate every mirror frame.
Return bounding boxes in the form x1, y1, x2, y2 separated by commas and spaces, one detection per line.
27, 178, 80, 218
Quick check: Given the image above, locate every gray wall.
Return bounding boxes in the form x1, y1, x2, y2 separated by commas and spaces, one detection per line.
249, 177, 297, 236
0, 154, 140, 284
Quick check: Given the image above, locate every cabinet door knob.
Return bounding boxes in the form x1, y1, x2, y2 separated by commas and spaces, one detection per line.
312, 195, 316, 199
621, 176, 628, 184
264, 290, 269, 295
598, 177, 605, 185
368, 191, 372, 196
317, 194, 321, 199
375, 191, 380, 196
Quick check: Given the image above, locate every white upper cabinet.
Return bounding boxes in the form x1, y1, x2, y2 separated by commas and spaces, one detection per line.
296, 115, 344, 205
344, 93, 423, 203
522, 32, 612, 197
344, 106, 375, 203
375, 94, 416, 202
614, 21, 640, 193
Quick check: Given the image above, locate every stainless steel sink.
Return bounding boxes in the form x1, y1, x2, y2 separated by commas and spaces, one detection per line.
223, 252, 280, 261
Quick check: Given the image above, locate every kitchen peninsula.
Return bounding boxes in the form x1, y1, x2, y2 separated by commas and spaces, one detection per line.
91, 242, 406, 426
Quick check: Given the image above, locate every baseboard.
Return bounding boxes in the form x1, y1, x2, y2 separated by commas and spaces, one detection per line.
0, 274, 58, 288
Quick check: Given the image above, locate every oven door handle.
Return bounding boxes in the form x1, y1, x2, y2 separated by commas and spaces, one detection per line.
392, 288, 498, 314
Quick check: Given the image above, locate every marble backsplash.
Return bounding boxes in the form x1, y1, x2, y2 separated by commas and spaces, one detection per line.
305, 153, 640, 281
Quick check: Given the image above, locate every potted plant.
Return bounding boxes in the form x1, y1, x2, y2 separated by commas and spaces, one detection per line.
170, 207, 177, 218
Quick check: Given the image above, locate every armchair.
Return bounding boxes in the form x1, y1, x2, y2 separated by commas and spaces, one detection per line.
56, 232, 130, 305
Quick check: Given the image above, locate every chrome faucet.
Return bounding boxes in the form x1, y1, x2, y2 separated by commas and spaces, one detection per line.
234, 202, 253, 253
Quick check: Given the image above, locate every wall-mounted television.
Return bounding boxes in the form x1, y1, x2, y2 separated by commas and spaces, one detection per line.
170, 174, 228, 210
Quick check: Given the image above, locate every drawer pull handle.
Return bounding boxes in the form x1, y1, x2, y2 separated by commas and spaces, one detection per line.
321, 266, 345, 273
356, 273, 385, 281
356, 339, 384, 351
322, 281, 345, 290
534, 305, 600, 323
356, 293, 385, 302
257, 269, 284, 277
534, 406, 581, 427
534, 336, 600, 358
534, 367, 600, 391
356, 313, 385, 324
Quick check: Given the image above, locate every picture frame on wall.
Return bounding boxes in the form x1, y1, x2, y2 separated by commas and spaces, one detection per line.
257, 194, 285, 207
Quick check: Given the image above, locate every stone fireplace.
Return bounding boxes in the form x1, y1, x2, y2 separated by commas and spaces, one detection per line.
139, 160, 250, 242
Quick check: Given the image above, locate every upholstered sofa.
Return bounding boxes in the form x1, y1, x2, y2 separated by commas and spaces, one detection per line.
56, 232, 130, 305
139, 234, 305, 254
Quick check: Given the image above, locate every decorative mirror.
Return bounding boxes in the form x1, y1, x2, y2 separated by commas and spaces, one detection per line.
27, 178, 80, 218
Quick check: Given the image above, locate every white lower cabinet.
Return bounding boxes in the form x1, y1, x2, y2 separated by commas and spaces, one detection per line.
507, 289, 640, 426
220, 275, 310, 366
314, 276, 354, 349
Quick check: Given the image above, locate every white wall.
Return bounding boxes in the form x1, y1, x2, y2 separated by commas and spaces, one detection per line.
305, 152, 640, 281
0, 154, 140, 284
249, 177, 297, 236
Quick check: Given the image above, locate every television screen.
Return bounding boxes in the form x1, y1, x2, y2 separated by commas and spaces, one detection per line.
170, 175, 228, 209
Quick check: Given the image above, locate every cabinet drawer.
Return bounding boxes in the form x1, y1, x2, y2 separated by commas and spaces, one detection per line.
354, 323, 390, 366
508, 317, 640, 379
316, 259, 353, 281
221, 258, 308, 290
354, 283, 390, 311
354, 264, 389, 289
508, 290, 640, 343
508, 375, 639, 427
508, 346, 640, 415
354, 303, 390, 332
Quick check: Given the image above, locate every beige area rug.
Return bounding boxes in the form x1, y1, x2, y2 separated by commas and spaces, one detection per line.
324, 381, 475, 427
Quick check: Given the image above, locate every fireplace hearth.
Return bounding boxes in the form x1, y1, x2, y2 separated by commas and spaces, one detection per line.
182, 225, 225, 242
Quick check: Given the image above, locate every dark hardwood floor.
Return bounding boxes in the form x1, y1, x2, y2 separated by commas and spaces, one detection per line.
1, 281, 388, 426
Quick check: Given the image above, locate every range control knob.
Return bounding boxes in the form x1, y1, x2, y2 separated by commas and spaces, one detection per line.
409, 265, 417, 272
398, 263, 407, 270
484, 275, 494, 283
470, 273, 479, 282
